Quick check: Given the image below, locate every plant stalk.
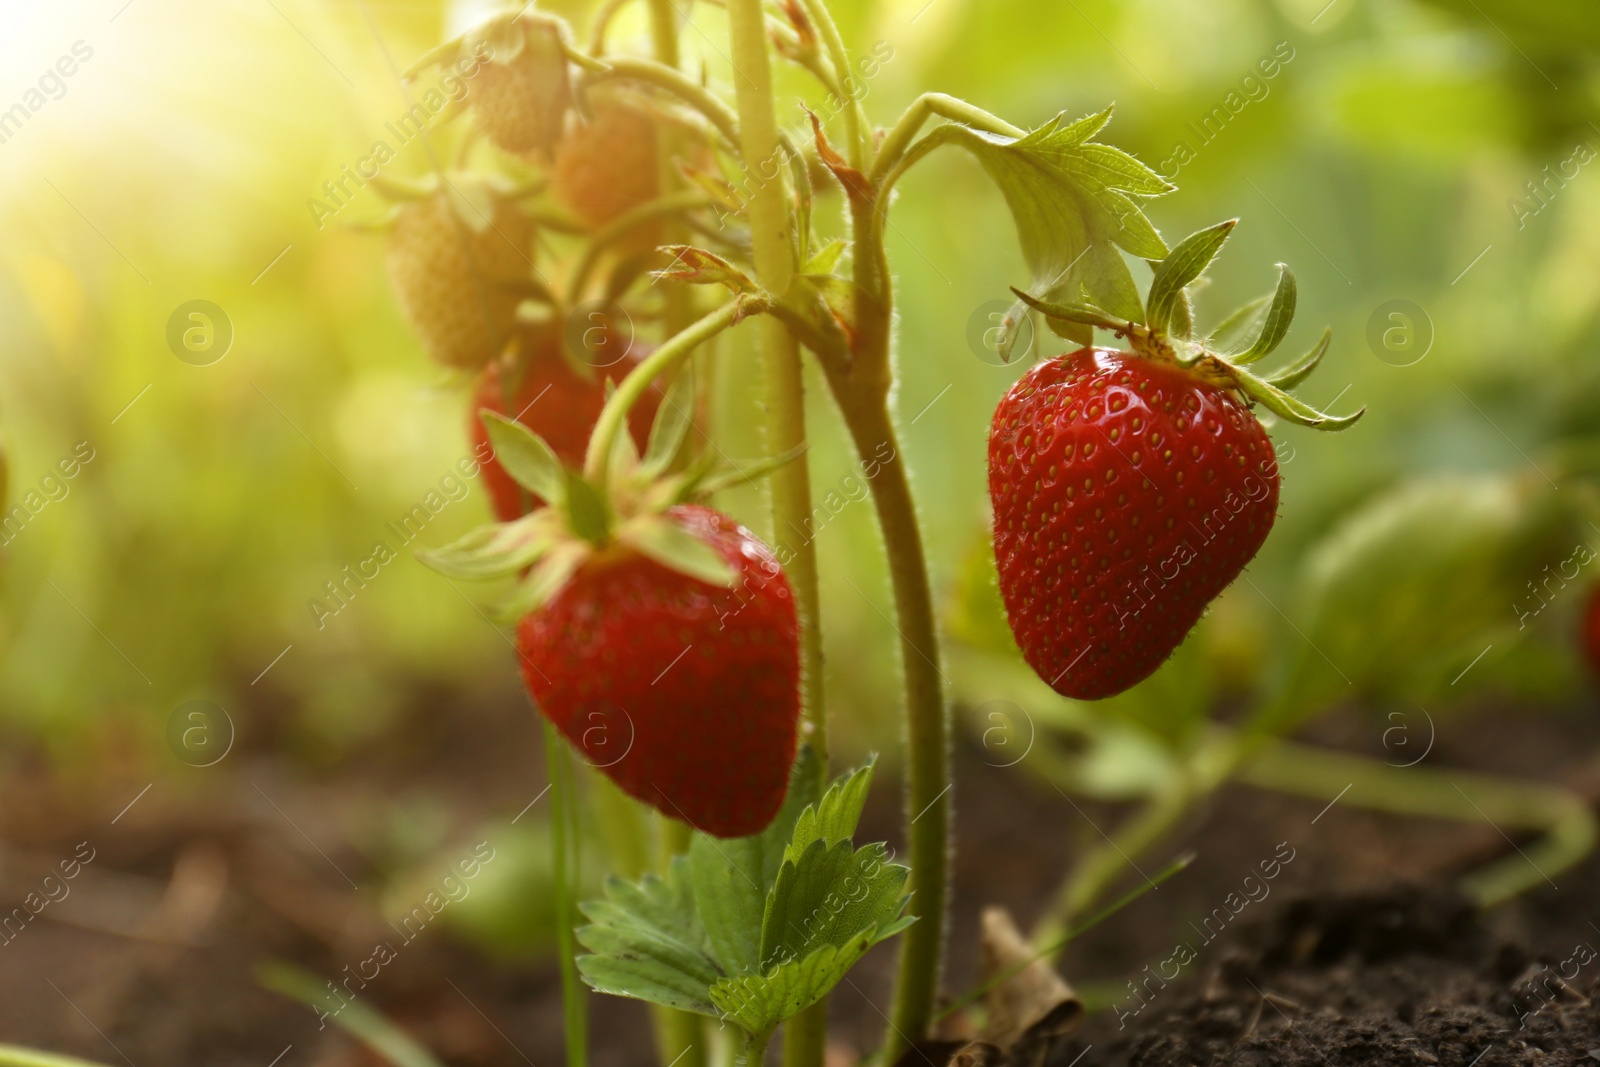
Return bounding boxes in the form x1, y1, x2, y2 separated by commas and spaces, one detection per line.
726, 4, 830, 1066
832, 396, 949, 1063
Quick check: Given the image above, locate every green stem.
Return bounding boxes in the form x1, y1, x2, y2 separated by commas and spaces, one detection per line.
797, 0, 869, 167
583, 298, 759, 488
546, 722, 589, 1067
830, 394, 948, 1062
726, 5, 830, 1067
566, 190, 711, 306
867, 93, 1022, 186
737, 1030, 772, 1067
583, 56, 741, 148
1236, 734, 1598, 907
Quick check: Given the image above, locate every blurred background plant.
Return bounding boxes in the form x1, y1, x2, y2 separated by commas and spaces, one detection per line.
3, 0, 1600, 1042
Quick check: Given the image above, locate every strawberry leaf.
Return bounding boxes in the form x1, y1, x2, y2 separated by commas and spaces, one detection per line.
757, 839, 912, 969
1146, 219, 1236, 334
576, 858, 723, 1017
782, 756, 874, 865
689, 748, 822, 978
710, 925, 912, 1038
913, 108, 1170, 345
481, 411, 565, 504
621, 515, 736, 587
1230, 263, 1297, 365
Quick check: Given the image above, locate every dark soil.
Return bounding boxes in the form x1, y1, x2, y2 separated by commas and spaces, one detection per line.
2, 687, 1599, 1066
1054, 883, 1600, 1067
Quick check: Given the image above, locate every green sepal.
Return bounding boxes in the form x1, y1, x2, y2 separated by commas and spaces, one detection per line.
640, 367, 696, 480
1009, 287, 1131, 334
1266, 327, 1332, 389
802, 239, 850, 275
690, 444, 810, 499
1229, 360, 1364, 430
1146, 219, 1236, 333
1207, 292, 1272, 351
496, 542, 586, 621
415, 511, 556, 580
620, 514, 737, 587
481, 410, 566, 504
1231, 263, 1296, 365
563, 469, 611, 544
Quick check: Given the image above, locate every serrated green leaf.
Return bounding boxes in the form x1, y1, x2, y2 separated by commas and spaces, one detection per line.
575, 859, 724, 1017
689, 748, 821, 977
622, 516, 736, 587
1101, 189, 1169, 260
1232, 264, 1297, 365
1146, 220, 1236, 333
563, 469, 610, 543
759, 839, 910, 969
919, 113, 1167, 337
710, 930, 908, 1035
783, 758, 875, 865
1050, 105, 1114, 147
481, 411, 565, 504
641, 368, 696, 479
415, 513, 554, 580
1266, 327, 1332, 389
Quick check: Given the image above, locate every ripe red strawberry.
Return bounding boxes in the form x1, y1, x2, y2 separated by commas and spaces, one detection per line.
387, 191, 533, 370
472, 333, 664, 520
552, 97, 660, 228
989, 348, 1280, 699
517, 504, 800, 837
995, 220, 1362, 699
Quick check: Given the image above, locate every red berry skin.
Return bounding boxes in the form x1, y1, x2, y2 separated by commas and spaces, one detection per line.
988, 348, 1280, 700
472, 343, 662, 521
517, 505, 800, 838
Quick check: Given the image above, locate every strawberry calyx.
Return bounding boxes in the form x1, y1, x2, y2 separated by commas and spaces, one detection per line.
420, 295, 790, 621
1012, 218, 1363, 432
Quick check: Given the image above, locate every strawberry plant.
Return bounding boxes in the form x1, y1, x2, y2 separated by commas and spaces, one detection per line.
352, 2, 1600, 1066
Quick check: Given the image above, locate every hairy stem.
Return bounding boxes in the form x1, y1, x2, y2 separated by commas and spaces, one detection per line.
583, 298, 759, 488
868, 93, 1022, 186
797, 0, 869, 167
727, 4, 830, 1065
830, 392, 949, 1062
